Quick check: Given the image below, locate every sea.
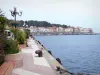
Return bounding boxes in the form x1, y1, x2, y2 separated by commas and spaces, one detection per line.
35, 35, 100, 74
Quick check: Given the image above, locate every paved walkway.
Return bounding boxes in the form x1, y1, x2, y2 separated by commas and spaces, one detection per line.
12, 37, 56, 75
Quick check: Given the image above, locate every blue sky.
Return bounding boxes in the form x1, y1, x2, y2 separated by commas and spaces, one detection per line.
0, 0, 100, 32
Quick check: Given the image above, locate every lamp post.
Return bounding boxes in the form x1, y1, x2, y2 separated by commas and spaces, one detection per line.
10, 7, 22, 28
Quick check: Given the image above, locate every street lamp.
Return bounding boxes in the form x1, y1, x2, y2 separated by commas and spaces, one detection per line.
10, 7, 22, 28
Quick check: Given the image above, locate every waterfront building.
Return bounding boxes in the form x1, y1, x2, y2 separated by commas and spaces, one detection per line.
64, 27, 74, 33
83, 28, 93, 33
37, 27, 44, 32
47, 27, 53, 32
88, 28, 93, 33
52, 26, 57, 32
43, 28, 50, 32
58, 27, 64, 32
79, 28, 93, 34
30, 26, 38, 32
29, 25, 93, 35
74, 27, 80, 34
79, 27, 84, 33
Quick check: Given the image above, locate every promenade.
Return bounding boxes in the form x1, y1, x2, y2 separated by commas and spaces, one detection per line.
11, 37, 71, 75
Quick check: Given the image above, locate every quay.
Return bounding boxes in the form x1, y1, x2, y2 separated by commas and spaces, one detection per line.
1, 36, 71, 75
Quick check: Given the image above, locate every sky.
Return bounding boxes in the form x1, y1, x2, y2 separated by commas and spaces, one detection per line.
0, 0, 100, 33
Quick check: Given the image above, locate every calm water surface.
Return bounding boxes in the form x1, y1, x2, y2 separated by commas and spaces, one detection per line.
35, 35, 100, 74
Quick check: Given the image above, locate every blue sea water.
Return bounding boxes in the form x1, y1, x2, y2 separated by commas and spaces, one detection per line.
35, 35, 100, 74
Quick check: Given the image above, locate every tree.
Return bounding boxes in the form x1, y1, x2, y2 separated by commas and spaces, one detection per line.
62, 25, 68, 28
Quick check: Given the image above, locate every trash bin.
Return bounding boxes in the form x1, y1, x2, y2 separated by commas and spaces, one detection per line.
35, 50, 42, 57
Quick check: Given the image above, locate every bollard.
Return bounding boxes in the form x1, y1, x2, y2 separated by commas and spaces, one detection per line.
41, 44, 43, 47
35, 50, 42, 57
48, 50, 52, 55
38, 41, 41, 44
56, 66, 62, 74
56, 66, 74, 75
56, 58, 62, 65
56, 66, 61, 71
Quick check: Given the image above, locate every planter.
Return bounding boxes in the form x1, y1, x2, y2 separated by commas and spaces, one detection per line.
5, 52, 23, 68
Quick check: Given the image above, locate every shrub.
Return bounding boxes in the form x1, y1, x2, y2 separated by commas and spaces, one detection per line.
24, 29, 30, 39
4, 39, 19, 55
17, 30, 26, 44
10, 28, 26, 44
10, 27, 19, 39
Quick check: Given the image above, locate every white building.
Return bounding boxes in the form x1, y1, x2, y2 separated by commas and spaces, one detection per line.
74, 27, 80, 33
83, 28, 90, 33
30, 26, 38, 32
58, 27, 64, 32
65, 28, 73, 33
37, 27, 51, 32
79, 27, 84, 33
48, 27, 53, 32
80, 28, 93, 33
